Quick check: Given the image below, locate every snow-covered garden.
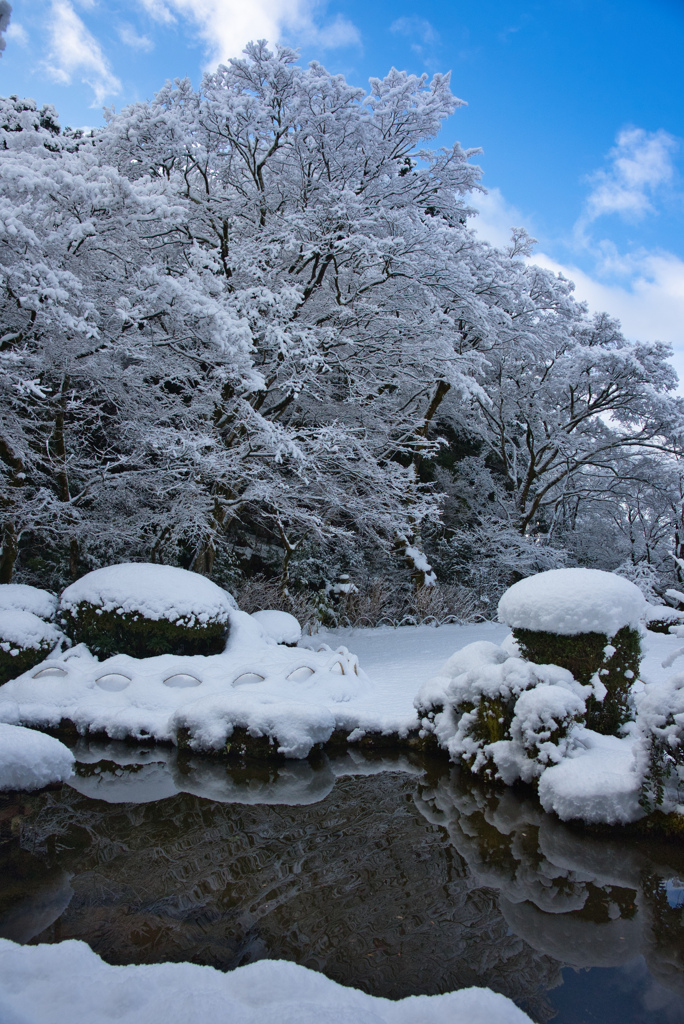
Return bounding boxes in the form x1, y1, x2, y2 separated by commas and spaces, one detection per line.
2, 563, 684, 835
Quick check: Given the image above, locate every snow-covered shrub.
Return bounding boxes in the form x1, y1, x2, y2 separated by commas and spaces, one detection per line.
499, 568, 645, 736
415, 641, 588, 783
251, 610, 302, 646
643, 603, 684, 634
509, 685, 586, 772
635, 674, 684, 813
60, 564, 233, 659
0, 611, 64, 684
0, 584, 57, 621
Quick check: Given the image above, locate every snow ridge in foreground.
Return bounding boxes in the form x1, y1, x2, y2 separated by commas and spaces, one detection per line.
0, 938, 533, 1024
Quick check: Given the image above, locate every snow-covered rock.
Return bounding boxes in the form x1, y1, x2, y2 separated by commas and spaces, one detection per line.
0, 938, 533, 1024
0, 723, 74, 791
498, 567, 646, 636
0, 584, 57, 620
59, 563, 234, 626
251, 609, 302, 645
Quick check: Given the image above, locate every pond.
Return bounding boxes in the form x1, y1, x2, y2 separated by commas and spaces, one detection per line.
1, 742, 684, 1024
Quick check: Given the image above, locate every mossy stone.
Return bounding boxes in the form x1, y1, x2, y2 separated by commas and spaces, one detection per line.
62, 602, 229, 659
513, 625, 641, 736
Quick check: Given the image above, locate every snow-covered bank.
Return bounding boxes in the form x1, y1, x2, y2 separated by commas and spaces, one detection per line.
0, 938, 533, 1024
0, 620, 507, 759
0, 723, 74, 791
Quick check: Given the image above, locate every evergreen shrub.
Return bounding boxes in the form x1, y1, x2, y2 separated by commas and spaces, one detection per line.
0, 611, 63, 685
62, 603, 229, 659
513, 624, 641, 735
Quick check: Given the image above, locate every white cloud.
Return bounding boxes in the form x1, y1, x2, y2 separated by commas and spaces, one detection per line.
580, 127, 678, 228
310, 13, 360, 50
118, 23, 154, 51
532, 249, 684, 384
390, 16, 438, 46
44, 0, 121, 106
6, 21, 28, 47
469, 186, 532, 249
138, 0, 360, 66
138, 0, 177, 25
390, 15, 439, 65
471, 186, 684, 383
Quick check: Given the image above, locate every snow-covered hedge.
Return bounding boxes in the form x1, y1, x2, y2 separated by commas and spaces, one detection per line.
499, 568, 645, 736
0, 584, 57, 621
0, 611, 64, 685
0, 585, 62, 685
59, 564, 234, 659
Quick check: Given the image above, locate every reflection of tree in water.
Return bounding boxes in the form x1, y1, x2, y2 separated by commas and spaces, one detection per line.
415, 769, 684, 1000
1, 765, 562, 1021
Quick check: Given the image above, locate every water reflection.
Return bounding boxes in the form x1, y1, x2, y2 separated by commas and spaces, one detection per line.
0, 745, 683, 1023
415, 772, 684, 1000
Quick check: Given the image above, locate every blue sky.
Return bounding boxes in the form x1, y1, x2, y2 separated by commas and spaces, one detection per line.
2, 0, 684, 377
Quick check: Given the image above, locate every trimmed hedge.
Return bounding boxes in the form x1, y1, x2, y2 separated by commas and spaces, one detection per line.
0, 640, 56, 685
62, 602, 229, 659
513, 624, 641, 736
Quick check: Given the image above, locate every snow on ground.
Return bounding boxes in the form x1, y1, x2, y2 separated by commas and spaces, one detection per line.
316, 621, 509, 732
0, 723, 74, 791
0, 938, 533, 1024
498, 567, 645, 635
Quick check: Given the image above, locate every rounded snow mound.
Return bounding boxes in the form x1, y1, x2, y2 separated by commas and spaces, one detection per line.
60, 564, 234, 625
0, 584, 57, 621
0, 723, 74, 791
0, 611, 63, 651
251, 609, 302, 645
498, 568, 645, 637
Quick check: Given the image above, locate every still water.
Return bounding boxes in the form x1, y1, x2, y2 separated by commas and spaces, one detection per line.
1, 743, 684, 1024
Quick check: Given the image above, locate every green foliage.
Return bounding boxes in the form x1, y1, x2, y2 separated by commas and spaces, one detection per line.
0, 641, 55, 685
62, 602, 229, 660
513, 625, 641, 736
513, 627, 608, 685
455, 695, 516, 778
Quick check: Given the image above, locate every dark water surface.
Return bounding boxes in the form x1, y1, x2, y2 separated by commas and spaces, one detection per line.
1, 743, 684, 1024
